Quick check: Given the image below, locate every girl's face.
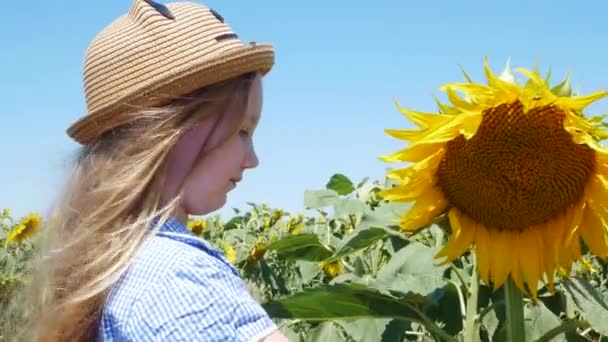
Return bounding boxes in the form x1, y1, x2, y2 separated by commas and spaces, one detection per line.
163, 74, 263, 220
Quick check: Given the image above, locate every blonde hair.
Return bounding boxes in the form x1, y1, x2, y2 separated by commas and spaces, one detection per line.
9, 72, 258, 342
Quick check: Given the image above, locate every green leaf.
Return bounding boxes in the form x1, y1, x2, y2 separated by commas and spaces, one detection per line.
325, 227, 389, 263
374, 241, 448, 296
524, 300, 562, 341
267, 234, 333, 262
326, 174, 355, 196
381, 319, 412, 342
562, 277, 608, 335
263, 283, 455, 341
278, 325, 301, 342
356, 176, 370, 189
306, 322, 347, 342
358, 201, 411, 231
304, 189, 339, 209
336, 318, 392, 342
296, 260, 322, 284
223, 215, 245, 230
263, 283, 430, 321
259, 259, 289, 295
333, 198, 368, 220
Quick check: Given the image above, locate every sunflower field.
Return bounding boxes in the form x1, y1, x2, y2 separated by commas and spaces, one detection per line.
2, 61, 608, 341
1, 172, 608, 341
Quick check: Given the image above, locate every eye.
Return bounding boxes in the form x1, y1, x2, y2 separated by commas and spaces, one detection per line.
239, 128, 251, 137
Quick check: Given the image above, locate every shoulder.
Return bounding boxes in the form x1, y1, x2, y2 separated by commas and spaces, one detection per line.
101, 232, 278, 341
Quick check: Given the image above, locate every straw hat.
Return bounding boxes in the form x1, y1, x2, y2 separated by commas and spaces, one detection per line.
67, 0, 274, 145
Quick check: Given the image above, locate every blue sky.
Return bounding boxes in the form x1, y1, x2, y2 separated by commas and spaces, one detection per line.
1, 0, 607, 220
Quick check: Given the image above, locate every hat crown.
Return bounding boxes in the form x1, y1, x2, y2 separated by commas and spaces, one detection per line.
67, 0, 274, 145
82, 1, 241, 114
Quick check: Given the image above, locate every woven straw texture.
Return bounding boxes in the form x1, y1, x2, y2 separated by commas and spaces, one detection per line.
67, 0, 274, 144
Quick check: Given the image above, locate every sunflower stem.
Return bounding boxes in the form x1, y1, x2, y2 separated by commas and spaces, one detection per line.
504, 277, 526, 342
463, 257, 479, 342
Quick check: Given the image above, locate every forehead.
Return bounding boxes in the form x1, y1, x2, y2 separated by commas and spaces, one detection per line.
244, 74, 263, 124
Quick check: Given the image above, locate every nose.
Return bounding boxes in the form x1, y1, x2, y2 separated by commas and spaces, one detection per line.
243, 144, 259, 169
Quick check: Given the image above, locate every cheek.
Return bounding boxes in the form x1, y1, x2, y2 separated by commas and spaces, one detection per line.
180, 154, 229, 213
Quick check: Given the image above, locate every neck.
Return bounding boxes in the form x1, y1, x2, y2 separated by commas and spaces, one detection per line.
174, 205, 188, 225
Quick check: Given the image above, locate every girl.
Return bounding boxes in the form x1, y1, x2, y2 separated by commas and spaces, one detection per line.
17, 0, 290, 341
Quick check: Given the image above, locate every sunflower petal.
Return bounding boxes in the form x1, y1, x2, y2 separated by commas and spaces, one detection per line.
379, 143, 445, 163
510, 231, 525, 293
474, 225, 492, 286
556, 90, 608, 112
433, 95, 462, 115
435, 209, 476, 263
587, 175, 608, 213
394, 100, 453, 128
398, 186, 447, 232
444, 86, 478, 111
488, 228, 512, 289
565, 114, 608, 139
519, 227, 542, 298
405, 112, 482, 146
540, 221, 562, 293
383, 147, 446, 182
384, 128, 425, 142
483, 57, 521, 95
579, 205, 608, 258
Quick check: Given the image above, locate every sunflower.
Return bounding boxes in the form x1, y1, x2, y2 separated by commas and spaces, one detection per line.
380, 58, 608, 297
320, 260, 344, 278
249, 241, 268, 263
7, 213, 42, 244
222, 243, 238, 264
187, 219, 206, 236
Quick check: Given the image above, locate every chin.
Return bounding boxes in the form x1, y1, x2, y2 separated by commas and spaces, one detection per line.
186, 196, 226, 216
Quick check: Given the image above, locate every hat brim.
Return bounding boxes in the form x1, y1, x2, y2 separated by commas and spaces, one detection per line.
67, 43, 274, 145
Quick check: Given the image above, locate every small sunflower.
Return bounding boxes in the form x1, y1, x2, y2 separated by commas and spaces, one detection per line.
320, 260, 344, 278
222, 243, 237, 264
286, 214, 304, 235
249, 241, 268, 263
381, 58, 608, 296
7, 213, 42, 244
187, 219, 206, 236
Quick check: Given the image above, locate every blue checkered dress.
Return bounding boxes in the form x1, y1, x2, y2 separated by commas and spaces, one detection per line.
99, 216, 277, 341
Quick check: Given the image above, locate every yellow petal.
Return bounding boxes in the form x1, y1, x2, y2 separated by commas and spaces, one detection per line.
539, 221, 562, 292
379, 142, 444, 163
595, 153, 608, 175
519, 227, 542, 298
565, 113, 608, 140
384, 147, 445, 180
440, 83, 495, 100
384, 128, 425, 142
515, 67, 555, 100
474, 225, 492, 286
556, 90, 608, 112
579, 205, 608, 258
564, 201, 586, 246
398, 186, 447, 232
394, 100, 453, 128
488, 228, 512, 289
483, 58, 521, 95
435, 209, 476, 263
379, 176, 433, 202
586, 175, 608, 213
444, 86, 478, 111
408, 112, 482, 145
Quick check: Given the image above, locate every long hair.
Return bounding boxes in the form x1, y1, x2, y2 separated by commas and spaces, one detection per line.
9, 72, 257, 342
